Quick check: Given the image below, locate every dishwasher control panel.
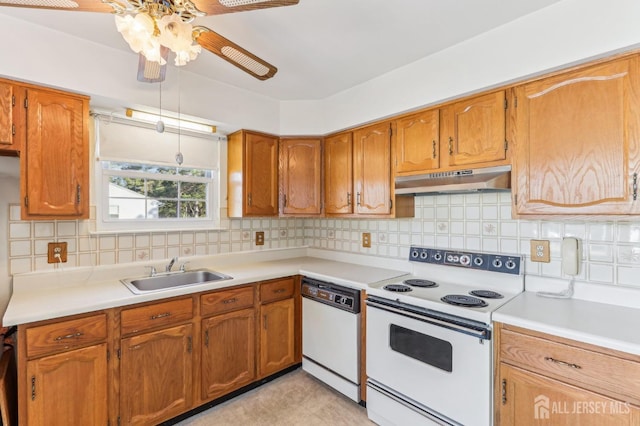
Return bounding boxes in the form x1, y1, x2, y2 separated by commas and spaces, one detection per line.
301, 277, 360, 313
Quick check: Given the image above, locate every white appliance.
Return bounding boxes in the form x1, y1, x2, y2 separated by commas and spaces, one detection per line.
366, 246, 524, 426
301, 277, 361, 402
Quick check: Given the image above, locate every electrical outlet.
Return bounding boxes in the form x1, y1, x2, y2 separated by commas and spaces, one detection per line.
48, 242, 68, 264
362, 232, 371, 248
255, 231, 265, 246
530, 240, 550, 263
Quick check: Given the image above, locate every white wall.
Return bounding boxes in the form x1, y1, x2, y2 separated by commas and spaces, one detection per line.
280, 0, 640, 134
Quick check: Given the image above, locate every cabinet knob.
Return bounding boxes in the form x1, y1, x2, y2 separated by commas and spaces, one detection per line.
347, 192, 351, 206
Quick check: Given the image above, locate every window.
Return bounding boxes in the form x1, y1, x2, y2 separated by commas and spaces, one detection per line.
94, 115, 222, 232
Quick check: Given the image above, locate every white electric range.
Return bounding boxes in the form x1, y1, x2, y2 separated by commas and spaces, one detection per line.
365, 246, 524, 426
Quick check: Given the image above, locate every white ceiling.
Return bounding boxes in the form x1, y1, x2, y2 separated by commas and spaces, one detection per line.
0, 0, 565, 101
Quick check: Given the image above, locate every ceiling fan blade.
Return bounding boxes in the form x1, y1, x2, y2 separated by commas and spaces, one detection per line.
0, 0, 115, 13
192, 0, 298, 16
194, 26, 277, 80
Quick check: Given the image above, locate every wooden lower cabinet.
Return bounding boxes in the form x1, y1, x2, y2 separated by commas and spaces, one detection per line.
26, 343, 108, 426
201, 308, 256, 400
496, 323, 640, 425
259, 297, 295, 377
119, 324, 193, 425
499, 364, 640, 425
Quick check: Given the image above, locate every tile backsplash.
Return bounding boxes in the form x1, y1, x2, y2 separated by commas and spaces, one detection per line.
8, 193, 640, 289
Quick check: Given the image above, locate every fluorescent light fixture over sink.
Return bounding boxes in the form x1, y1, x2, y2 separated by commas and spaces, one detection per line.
125, 108, 217, 134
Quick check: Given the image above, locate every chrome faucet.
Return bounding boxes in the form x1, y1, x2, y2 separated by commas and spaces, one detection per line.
166, 256, 178, 272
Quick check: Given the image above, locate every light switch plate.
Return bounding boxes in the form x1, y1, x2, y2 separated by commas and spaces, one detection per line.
362, 232, 371, 248
530, 240, 550, 263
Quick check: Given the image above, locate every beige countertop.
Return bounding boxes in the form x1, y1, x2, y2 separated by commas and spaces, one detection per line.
3, 248, 410, 326
493, 276, 640, 355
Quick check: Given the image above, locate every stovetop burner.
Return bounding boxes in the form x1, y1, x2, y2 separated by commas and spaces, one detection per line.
469, 290, 504, 299
403, 279, 438, 288
383, 284, 413, 292
441, 294, 488, 307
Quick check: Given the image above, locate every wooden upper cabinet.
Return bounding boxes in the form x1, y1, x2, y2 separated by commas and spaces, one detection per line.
21, 87, 89, 220
279, 138, 322, 215
324, 131, 354, 215
395, 109, 440, 174
441, 90, 508, 168
353, 122, 392, 215
513, 56, 640, 215
227, 130, 279, 217
0, 80, 25, 154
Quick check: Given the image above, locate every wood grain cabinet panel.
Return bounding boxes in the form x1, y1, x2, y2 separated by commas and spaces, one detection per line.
279, 138, 322, 215
120, 297, 193, 336
395, 109, 440, 174
25, 313, 107, 358
200, 285, 254, 317
260, 277, 295, 303
324, 131, 354, 215
0, 79, 25, 154
227, 130, 279, 217
513, 56, 640, 215
21, 87, 89, 219
496, 323, 640, 425
120, 324, 193, 425
201, 308, 256, 400
26, 343, 108, 426
441, 90, 507, 168
259, 297, 295, 377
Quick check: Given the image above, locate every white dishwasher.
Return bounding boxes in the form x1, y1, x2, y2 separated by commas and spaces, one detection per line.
301, 277, 361, 402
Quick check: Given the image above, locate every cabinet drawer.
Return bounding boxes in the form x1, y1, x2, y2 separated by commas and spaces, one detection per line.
260, 277, 294, 303
500, 328, 640, 403
201, 286, 255, 316
26, 313, 107, 358
121, 297, 193, 335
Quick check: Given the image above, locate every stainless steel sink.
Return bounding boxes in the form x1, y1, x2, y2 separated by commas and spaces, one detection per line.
121, 269, 233, 294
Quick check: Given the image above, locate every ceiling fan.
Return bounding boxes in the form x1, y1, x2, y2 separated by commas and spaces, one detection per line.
0, 0, 299, 81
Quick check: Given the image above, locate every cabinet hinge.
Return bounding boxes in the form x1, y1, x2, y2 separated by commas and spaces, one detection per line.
504, 140, 508, 151
76, 184, 81, 205
11, 94, 15, 107
633, 173, 638, 201
388, 126, 392, 137
187, 336, 192, 353
117, 416, 121, 426
504, 98, 508, 109
24, 196, 28, 207
204, 330, 209, 347
31, 376, 36, 401
117, 348, 121, 360
24, 98, 28, 109
11, 124, 15, 136
501, 379, 507, 404
514, 96, 517, 108
514, 194, 518, 205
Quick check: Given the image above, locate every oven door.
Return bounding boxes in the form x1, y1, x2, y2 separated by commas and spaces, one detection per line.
366, 297, 492, 426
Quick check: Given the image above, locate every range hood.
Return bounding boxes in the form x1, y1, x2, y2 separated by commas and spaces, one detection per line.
395, 165, 511, 195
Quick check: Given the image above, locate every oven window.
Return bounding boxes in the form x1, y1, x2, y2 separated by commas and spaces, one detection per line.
389, 324, 453, 372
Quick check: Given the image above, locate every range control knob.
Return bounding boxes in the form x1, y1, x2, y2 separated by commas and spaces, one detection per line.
473, 257, 484, 267
460, 255, 471, 266
433, 252, 443, 261
411, 250, 420, 259
492, 258, 503, 268
419, 250, 428, 259
505, 259, 517, 270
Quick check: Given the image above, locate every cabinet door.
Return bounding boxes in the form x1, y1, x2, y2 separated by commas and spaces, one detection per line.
395, 109, 440, 173
120, 324, 193, 425
26, 343, 108, 426
498, 364, 640, 426
280, 138, 322, 215
245, 132, 279, 216
442, 90, 507, 168
514, 57, 640, 215
201, 308, 256, 400
259, 298, 295, 377
22, 88, 88, 219
353, 122, 392, 215
324, 132, 354, 215
0, 81, 25, 152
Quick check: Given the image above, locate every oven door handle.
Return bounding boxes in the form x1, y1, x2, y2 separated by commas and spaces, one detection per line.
366, 298, 491, 340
